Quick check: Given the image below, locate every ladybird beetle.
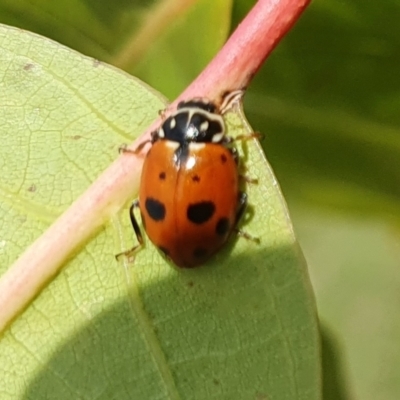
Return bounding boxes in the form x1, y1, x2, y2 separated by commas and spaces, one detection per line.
119, 92, 250, 268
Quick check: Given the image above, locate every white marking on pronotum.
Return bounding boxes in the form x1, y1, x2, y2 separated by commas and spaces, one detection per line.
200, 121, 209, 132
158, 127, 165, 138
212, 132, 225, 143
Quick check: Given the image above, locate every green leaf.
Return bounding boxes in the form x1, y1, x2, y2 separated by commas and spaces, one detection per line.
0, 25, 319, 399
233, 1, 400, 398
4, 0, 397, 398
0, 0, 233, 99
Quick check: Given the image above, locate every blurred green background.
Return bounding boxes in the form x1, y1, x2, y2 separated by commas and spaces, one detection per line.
1, 0, 399, 398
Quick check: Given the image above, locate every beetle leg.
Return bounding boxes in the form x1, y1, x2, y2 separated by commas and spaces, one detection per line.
239, 174, 258, 184
221, 132, 262, 154
235, 132, 263, 142
235, 192, 248, 225
118, 140, 151, 155
234, 192, 260, 243
119, 130, 160, 155
227, 146, 239, 165
129, 200, 143, 244
115, 200, 144, 261
235, 229, 260, 244
226, 148, 257, 183
223, 135, 259, 182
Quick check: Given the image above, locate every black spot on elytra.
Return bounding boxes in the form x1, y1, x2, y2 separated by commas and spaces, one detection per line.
159, 171, 166, 180
220, 154, 227, 163
158, 246, 170, 256
192, 174, 200, 182
216, 217, 230, 236
187, 201, 215, 224
145, 198, 166, 221
193, 247, 208, 259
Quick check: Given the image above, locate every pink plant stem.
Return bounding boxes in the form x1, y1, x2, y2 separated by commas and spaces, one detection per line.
0, 0, 310, 333
178, 0, 311, 103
